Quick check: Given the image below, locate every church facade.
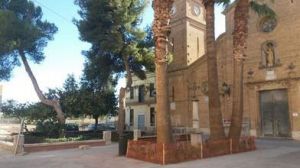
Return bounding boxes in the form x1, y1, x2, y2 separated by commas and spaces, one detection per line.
166, 0, 300, 140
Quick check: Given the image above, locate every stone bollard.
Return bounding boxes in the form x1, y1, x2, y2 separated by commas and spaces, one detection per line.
103, 131, 111, 145
133, 129, 141, 141
13, 134, 24, 154
190, 133, 203, 147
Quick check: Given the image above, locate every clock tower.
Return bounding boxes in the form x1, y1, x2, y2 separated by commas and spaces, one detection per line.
168, 0, 206, 71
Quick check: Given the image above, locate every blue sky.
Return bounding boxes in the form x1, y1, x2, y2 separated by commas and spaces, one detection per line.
1, 0, 226, 103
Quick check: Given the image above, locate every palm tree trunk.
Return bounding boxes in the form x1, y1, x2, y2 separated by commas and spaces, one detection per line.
229, 0, 249, 138
203, 0, 225, 140
19, 50, 65, 125
152, 0, 173, 144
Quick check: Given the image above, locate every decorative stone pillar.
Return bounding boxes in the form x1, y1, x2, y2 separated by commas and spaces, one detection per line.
133, 129, 141, 141
190, 133, 203, 147
13, 134, 24, 154
292, 131, 300, 140
103, 131, 111, 145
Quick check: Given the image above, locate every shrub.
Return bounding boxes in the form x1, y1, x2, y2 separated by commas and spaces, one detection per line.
35, 121, 61, 137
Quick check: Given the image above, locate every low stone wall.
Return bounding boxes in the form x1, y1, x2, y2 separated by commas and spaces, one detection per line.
22, 131, 112, 153
24, 139, 106, 153
292, 131, 300, 140
0, 141, 14, 152
127, 136, 256, 165
126, 140, 164, 164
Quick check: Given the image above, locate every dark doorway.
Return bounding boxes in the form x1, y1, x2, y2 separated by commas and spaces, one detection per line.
260, 89, 291, 137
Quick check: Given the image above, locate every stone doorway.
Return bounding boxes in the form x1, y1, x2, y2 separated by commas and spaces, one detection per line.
259, 89, 291, 137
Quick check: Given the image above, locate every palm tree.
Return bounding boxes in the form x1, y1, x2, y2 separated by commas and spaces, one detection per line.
152, 0, 174, 144
229, 0, 249, 138
229, 0, 275, 138
202, 0, 230, 140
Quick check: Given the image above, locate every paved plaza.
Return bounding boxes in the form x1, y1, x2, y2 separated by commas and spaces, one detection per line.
0, 139, 299, 168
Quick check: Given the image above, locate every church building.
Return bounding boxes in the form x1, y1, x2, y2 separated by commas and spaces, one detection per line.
126, 0, 300, 140
169, 0, 300, 139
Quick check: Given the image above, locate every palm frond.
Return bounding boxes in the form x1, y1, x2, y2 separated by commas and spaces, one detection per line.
215, 0, 231, 7
250, 1, 276, 18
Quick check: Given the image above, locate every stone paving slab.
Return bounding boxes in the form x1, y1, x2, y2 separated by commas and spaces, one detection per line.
0, 139, 299, 168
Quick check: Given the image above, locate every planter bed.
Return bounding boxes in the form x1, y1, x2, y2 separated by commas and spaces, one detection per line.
24, 139, 105, 153
127, 136, 256, 165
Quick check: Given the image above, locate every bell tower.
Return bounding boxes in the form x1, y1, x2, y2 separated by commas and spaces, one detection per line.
168, 0, 206, 71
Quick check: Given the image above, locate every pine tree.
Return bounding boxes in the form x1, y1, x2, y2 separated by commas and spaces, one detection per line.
75, 0, 154, 153
0, 0, 65, 125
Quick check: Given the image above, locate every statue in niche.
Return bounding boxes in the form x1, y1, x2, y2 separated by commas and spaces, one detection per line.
260, 41, 279, 69
264, 42, 275, 67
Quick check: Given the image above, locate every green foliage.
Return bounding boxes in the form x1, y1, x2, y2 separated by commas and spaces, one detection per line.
59, 75, 82, 118
74, 0, 151, 127
214, 0, 276, 19
2, 100, 55, 122
133, 26, 155, 72
26, 102, 58, 123
79, 77, 118, 120
35, 120, 61, 135
53, 74, 118, 121
2, 100, 61, 135
1, 100, 58, 123
44, 136, 84, 143
0, 11, 20, 80
1, 100, 28, 120
74, 0, 154, 82
24, 132, 103, 144
250, 0, 276, 18
0, 0, 57, 81
215, 0, 231, 7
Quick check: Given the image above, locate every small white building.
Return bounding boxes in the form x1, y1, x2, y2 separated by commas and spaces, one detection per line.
125, 73, 156, 132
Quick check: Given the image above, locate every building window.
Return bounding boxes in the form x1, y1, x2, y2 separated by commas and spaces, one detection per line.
130, 109, 134, 126
259, 16, 277, 33
149, 83, 155, 97
150, 107, 155, 126
130, 87, 134, 99
138, 85, 145, 102
197, 37, 199, 57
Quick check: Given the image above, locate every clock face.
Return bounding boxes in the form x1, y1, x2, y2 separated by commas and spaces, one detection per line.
170, 5, 177, 16
193, 4, 201, 16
